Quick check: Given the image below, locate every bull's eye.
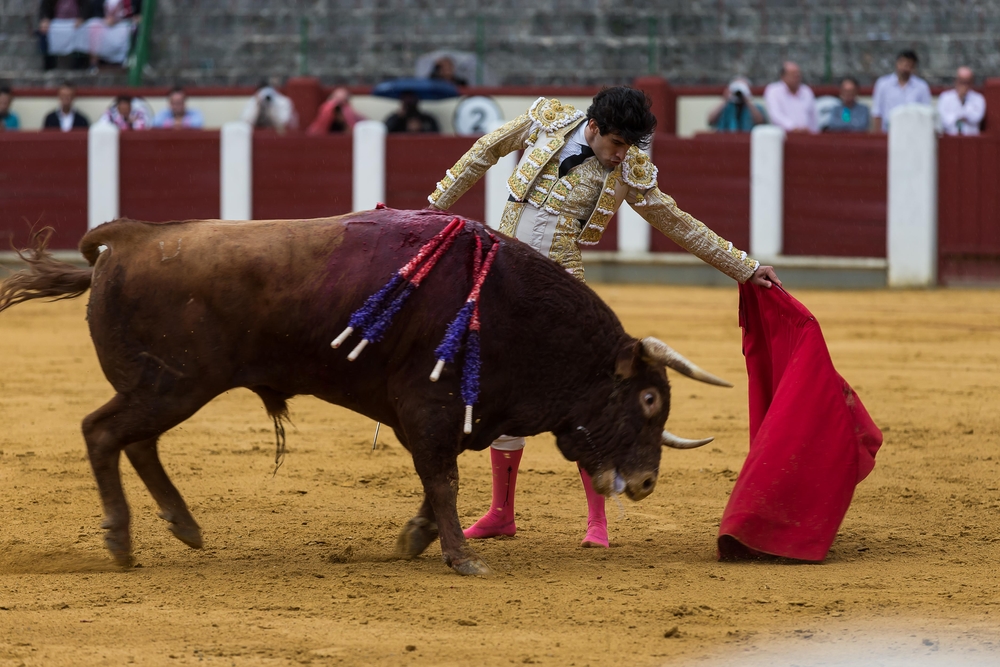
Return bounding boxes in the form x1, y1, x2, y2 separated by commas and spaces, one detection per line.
640, 389, 661, 417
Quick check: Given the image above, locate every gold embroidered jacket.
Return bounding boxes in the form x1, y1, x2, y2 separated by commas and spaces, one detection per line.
428, 97, 759, 282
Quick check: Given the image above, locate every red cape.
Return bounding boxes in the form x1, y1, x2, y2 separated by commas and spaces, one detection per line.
717, 283, 882, 562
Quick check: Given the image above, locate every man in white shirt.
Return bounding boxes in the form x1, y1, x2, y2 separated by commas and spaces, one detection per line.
937, 67, 986, 136
871, 50, 932, 132
763, 61, 818, 133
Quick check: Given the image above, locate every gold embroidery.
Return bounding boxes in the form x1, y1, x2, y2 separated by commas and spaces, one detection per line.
522, 161, 559, 208
620, 146, 658, 189
578, 172, 620, 245
528, 97, 585, 131
498, 201, 525, 238
549, 215, 586, 282
527, 147, 550, 166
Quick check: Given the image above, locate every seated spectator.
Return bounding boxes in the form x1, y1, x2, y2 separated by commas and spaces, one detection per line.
37, 0, 88, 71
823, 77, 870, 133
307, 87, 364, 135
871, 50, 931, 133
384, 91, 439, 133
763, 61, 818, 133
707, 77, 766, 132
43, 81, 90, 130
78, 0, 141, 73
100, 94, 148, 130
153, 87, 204, 129
938, 67, 986, 136
0, 85, 20, 131
241, 82, 299, 133
430, 56, 468, 87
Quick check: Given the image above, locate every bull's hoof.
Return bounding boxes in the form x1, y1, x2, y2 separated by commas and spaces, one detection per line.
159, 510, 203, 549
168, 521, 203, 550
395, 517, 439, 559
449, 555, 492, 577
103, 531, 133, 568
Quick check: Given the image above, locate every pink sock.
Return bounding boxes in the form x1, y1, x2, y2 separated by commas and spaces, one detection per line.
464, 447, 522, 539
579, 467, 609, 548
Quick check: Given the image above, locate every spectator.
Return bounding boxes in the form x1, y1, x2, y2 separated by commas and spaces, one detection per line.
0, 85, 20, 131
153, 87, 204, 129
384, 91, 439, 133
763, 61, 818, 133
37, 0, 88, 71
100, 94, 147, 130
823, 77, 870, 133
871, 50, 931, 133
306, 87, 364, 135
707, 77, 766, 132
938, 67, 986, 136
43, 81, 90, 130
430, 56, 468, 87
79, 0, 141, 73
241, 82, 299, 133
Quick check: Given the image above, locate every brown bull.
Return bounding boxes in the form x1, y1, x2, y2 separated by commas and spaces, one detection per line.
0, 208, 728, 575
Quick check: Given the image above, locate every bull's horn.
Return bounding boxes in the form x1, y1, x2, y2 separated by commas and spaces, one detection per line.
662, 431, 714, 449
640, 337, 733, 387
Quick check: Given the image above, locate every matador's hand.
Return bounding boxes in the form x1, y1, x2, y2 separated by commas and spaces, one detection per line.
750, 265, 781, 289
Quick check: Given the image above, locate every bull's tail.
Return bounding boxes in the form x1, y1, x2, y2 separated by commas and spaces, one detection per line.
0, 227, 93, 315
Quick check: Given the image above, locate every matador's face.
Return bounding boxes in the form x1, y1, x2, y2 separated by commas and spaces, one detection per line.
584, 119, 631, 170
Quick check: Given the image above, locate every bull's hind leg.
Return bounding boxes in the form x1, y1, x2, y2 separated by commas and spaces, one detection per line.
124, 438, 202, 549
82, 391, 211, 566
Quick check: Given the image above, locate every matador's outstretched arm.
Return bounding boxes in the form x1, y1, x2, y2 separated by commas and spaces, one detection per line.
428, 113, 535, 211
628, 186, 760, 284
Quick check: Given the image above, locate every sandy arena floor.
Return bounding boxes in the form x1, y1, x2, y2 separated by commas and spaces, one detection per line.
0, 284, 998, 666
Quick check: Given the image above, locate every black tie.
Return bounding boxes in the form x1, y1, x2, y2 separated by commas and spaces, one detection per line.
558, 146, 595, 178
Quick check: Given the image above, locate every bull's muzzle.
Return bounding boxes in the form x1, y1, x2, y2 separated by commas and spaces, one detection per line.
591, 468, 658, 502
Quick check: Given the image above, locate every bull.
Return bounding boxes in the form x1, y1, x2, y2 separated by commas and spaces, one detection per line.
0, 208, 729, 575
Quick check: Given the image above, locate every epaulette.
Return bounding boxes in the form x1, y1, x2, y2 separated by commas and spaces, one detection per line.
528, 97, 585, 132
620, 145, 658, 190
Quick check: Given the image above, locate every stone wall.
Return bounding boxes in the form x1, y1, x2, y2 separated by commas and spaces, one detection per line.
2, 0, 999, 87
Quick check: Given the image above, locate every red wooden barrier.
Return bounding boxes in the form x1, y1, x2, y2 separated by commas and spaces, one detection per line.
650, 134, 751, 254
120, 130, 220, 222
783, 134, 887, 258
385, 135, 487, 222
938, 135, 1000, 284
0, 132, 87, 250
253, 132, 353, 220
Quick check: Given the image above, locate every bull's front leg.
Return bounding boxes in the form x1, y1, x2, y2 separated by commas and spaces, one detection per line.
406, 453, 491, 576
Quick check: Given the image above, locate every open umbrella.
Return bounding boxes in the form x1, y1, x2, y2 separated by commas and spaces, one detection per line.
372, 78, 460, 101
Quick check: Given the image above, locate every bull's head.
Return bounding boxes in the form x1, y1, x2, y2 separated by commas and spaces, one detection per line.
556, 337, 730, 502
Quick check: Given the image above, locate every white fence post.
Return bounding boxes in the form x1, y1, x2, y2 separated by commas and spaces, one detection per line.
617, 143, 653, 253
352, 120, 386, 211
887, 105, 938, 287
87, 121, 119, 230
750, 125, 785, 260
220, 121, 253, 221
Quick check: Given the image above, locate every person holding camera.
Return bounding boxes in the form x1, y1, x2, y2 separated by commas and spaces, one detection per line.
241, 81, 298, 134
707, 77, 767, 132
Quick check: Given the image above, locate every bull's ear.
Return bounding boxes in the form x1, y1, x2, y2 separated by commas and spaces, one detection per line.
614, 340, 642, 379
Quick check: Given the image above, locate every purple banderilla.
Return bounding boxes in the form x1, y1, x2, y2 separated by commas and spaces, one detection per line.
429, 235, 500, 434
330, 216, 465, 359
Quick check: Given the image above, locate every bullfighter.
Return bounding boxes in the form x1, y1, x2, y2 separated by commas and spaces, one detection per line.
428, 86, 781, 548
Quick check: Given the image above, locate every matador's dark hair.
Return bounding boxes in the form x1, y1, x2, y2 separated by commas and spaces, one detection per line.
585, 86, 657, 149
